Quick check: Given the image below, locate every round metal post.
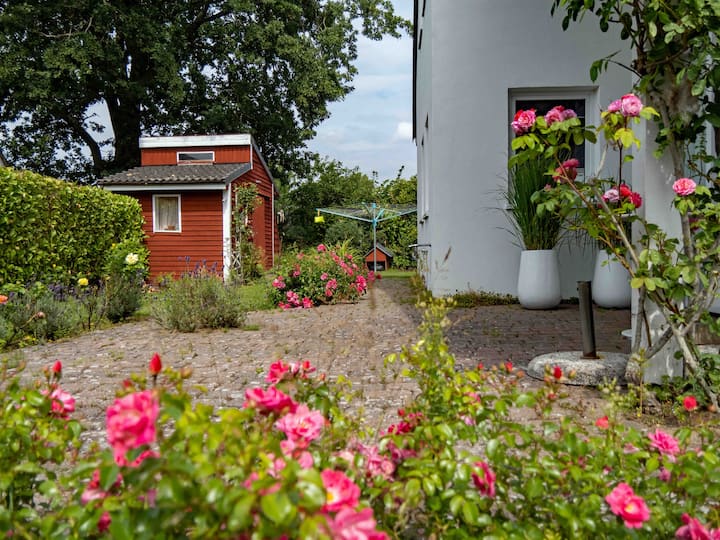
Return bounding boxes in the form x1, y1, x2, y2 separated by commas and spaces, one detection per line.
578, 281, 599, 359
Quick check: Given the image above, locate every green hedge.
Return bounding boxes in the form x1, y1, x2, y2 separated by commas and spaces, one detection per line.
0, 167, 144, 285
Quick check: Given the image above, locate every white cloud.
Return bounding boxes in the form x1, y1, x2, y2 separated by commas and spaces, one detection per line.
394, 121, 413, 141
308, 0, 416, 181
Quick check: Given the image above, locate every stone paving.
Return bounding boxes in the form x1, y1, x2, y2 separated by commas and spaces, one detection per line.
12, 277, 631, 446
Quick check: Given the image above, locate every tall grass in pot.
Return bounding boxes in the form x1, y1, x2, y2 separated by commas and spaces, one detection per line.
505, 158, 564, 308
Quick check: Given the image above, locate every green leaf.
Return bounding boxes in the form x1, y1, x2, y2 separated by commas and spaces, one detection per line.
405, 478, 422, 500
227, 495, 255, 531
260, 492, 295, 525
461, 500, 480, 526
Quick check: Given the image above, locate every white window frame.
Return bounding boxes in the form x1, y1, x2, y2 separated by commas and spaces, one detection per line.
177, 151, 214, 163
509, 87, 598, 179
153, 194, 182, 233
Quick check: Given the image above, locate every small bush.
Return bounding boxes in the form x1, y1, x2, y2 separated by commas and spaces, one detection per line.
150, 267, 247, 332
0, 283, 84, 349
268, 243, 373, 309
102, 240, 149, 322
451, 290, 518, 307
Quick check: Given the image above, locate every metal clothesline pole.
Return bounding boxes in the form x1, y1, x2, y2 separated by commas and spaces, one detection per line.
315, 203, 416, 272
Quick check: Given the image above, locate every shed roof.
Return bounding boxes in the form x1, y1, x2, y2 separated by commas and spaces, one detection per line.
366, 243, 394, 258
98, 163, 251, 187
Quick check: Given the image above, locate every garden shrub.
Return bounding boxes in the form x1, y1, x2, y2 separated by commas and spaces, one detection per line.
0, 283, 83, 350
2, 298, 720, 538
268, 243, 373, 309
102, 240, 149, 323
150, 266, 247, 332
0, 167, 144, 285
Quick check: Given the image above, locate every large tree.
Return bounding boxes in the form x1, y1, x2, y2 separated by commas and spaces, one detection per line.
0, 0, 407, 182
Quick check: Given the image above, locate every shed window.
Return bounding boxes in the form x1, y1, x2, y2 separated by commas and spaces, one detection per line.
177, 151, 214, 163
153, 194, 181, 232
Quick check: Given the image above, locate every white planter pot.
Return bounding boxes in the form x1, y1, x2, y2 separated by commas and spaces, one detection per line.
592, 251, 631, 308
517, 249, 561, 310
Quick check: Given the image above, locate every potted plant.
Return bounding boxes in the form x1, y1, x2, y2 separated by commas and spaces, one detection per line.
504, 156, 564, 309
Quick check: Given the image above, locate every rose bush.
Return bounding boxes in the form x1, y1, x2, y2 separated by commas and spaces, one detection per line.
268, 243, 374, 309
2, 298, 720, 538
510, 93, 720, 408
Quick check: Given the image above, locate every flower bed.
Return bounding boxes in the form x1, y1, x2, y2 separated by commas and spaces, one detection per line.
2, 299, 719, 538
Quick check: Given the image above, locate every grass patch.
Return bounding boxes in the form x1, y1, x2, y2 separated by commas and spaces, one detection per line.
451, 290, 518, 307
377, 269, 414, 279
238, 280, 274, 311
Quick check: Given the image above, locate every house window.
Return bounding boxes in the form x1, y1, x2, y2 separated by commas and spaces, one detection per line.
514, 98, 587, 168
153, 194, 181, 232
177, 151, 214, 163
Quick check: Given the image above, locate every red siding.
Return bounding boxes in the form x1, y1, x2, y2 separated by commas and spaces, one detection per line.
141, 146, 251, 166
365, 250, 389, 266
132, 191, 224, 280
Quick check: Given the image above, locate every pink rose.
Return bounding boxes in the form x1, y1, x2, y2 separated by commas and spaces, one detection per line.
621, 93, 643, 117
275, 404, 325, 449
106, 390, 159, 464
266, 360, 290, 383
544, 105, 566, 126
471, 460, 496, 498
302, 297, 313, 309
244, 386, 295, 414
658, 467, 671, 482
321, 469, 361, 512
607, 99, 622, 113
327, 507, 388, 540
596, 416, 610, 430
511, 109, 537, 135
676, 514, 720, 540
673, 177, 697, 196
317, 244, 327, 252
648, 429, 680, 460
605, 482, 650, 529
358, 444, 395, 481
562, 108, 577, 120
47, 387, 75, 418
603, 188, 620, 204
81, 469, 122, 504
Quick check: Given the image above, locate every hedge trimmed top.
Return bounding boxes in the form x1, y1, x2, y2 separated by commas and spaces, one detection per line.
0, 168, 145, 285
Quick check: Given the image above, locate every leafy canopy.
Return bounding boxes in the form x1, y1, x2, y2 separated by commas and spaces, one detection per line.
0, 0, 408, 182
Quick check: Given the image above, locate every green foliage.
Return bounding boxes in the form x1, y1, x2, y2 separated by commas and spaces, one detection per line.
268, 243, 372, 308
551, 0, 720, 174
323, 220, 368, 254
0, 283, 84, 350
0, 2, 408, 181
0, 358, 81, 531
0, 168, 144, 285
504, 158, 564, 250
4, 299, 720, 538
102, 240, 150, 323
150, 267, 247, 332
451, 290, 518, 307
514, 94, 720, 407
281, 160, 417, 269
376, 176, 417, 269
230, 184, 264, 284
282, 158, 378, 247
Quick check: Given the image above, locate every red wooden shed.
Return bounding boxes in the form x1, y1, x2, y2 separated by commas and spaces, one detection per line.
365, 243, 394, 271
98, 134, 279, 280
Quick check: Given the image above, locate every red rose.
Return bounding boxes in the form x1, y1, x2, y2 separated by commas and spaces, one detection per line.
149, 353, 162, 376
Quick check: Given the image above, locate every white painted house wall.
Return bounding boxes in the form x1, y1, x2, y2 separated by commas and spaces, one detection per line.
415, 0, 633, 298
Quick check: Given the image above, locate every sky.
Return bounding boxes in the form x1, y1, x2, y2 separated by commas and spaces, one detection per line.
305, 1, 416, 183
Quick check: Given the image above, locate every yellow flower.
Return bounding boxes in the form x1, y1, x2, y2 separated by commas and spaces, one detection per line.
77, 277, 89, 287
